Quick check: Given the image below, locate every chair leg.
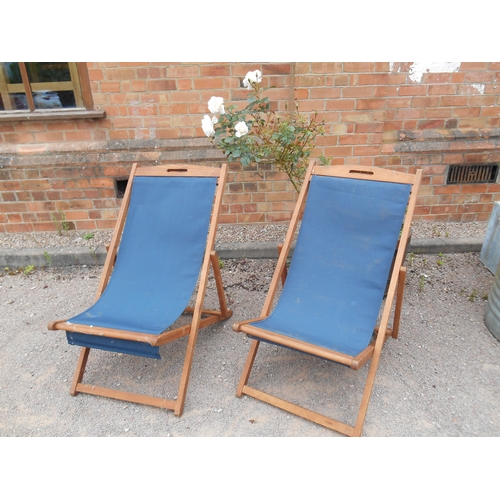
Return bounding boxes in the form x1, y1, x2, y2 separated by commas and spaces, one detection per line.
353, 347, 385, 437
353, 268, 407, 434
392, 267, 407, 339
174, 333, 198, 416
237, 339, 260, 397
173, 252, 232, 416
277, 244, 288, 286
70, 347, 90, 396
210, 251, 231, 318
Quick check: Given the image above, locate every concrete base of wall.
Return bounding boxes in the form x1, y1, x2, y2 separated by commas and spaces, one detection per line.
0, 237, 485, 269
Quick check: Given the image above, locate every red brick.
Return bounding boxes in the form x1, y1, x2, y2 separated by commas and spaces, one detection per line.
101, 82, 121, 93
237, 213, 265, 223
417, 120, 446, 130
339, 134, 368, 145
266, 212, 292, 222
343, 63, 375, 73
441, 96, 468, 107
65, 131, 93, 142
425, 108, 453, 118
218, 214, 238, 224
5, 223, 32, 232
309, 88, 341, 99
88, 69, 104, 81
430, 205, 457, 214
200, 65, 231, 77
310, 62, 342, 73
74, 221, 98, 230
0, 202, 27, 213
147, 80, 177, 91
428, 84, 458, 95
398, 85, 427, 96
105, 68, 136, 81
341, 87, 374, 98
353, 145, 381, 156
461, 62, 489, 71
356, 99, 387, 110
96, 219, 117, 229
167, 66, 200, 78
356, 74, 406, 85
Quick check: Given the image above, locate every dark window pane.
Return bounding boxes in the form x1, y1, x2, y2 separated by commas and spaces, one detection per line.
26, 62, 71, 82
2, 62, 22, 84
56, 90, 76, 108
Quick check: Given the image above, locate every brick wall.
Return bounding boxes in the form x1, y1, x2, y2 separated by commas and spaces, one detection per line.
0, 62, 499, 232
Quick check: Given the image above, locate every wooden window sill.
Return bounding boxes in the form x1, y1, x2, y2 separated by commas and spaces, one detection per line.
0, 108, 106, 122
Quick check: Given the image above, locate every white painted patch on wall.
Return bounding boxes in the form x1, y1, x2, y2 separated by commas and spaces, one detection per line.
471, 83, 485, 94
408, 62, 461, 83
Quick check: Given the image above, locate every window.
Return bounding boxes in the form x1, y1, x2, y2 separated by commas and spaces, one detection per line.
0, 62, 105, 121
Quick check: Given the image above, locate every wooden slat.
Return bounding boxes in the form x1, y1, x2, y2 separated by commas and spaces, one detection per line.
210, 251, 230, 318
183, 307, 224, 316
136, 164, 222, 177
76, 62, 94, 110
29, 81, 78, 92
236, 339, 260, 397
51, 320, 158, 345
70, 347, 90, 396
239, 323, 356, 367
68, 62, 84, 108
391, 267, 407, 339
18, 63, 35, 111
75, 383, 176, 410
0, 64, 13, 111
314, 164, 417, 185
242, 386, 355, 436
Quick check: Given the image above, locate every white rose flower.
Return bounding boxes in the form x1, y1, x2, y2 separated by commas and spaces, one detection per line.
208, 96, 225, 114
201, 114, 216, 137
234, 121, 249, 138
242, 70, 262, 89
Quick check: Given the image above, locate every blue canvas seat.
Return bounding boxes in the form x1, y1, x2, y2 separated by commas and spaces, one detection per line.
49, 163, 232, 415
233, 161, 421, 436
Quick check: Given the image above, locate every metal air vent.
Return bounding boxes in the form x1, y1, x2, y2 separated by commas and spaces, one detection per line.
447, 163, 499, 185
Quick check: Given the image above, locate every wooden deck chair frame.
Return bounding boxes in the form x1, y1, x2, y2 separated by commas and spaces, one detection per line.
49, 162, 232, 416
233, 160, 422, 436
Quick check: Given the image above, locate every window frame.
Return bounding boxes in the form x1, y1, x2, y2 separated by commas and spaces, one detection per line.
0, 62, 105, 122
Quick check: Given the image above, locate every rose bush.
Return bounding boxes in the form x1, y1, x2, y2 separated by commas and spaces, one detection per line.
201, 70, 325, 191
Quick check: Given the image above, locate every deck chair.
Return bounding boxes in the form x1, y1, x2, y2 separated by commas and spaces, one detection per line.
49, 163, 232, 416
233, 160, 421, 436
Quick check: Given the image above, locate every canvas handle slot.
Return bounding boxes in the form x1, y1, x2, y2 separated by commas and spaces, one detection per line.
349, 169, 374, 176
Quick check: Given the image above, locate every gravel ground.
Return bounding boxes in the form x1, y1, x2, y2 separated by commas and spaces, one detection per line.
0, 237, 499, 437
0, 221, 489, 250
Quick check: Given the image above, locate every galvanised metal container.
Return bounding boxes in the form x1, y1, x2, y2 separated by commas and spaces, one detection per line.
484, 260, 500, 342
